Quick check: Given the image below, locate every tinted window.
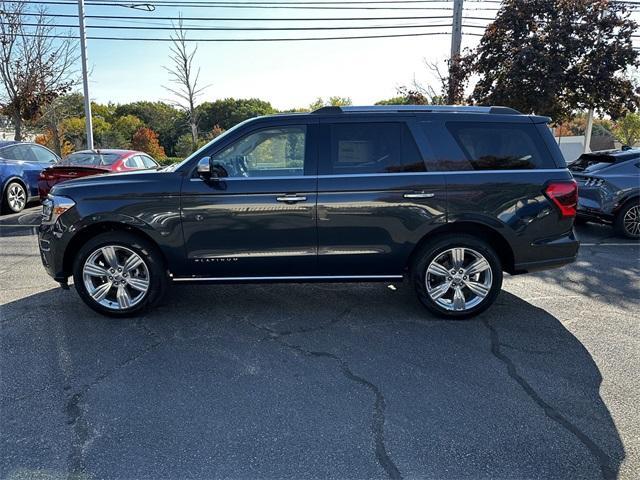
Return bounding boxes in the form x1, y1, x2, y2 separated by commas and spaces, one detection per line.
325, 122, 423, 174
31, 145, 58, 163
61, 152, 120, 166
210, 126, 306, 178
0, 144, 36, 161
446, 122, 552, 170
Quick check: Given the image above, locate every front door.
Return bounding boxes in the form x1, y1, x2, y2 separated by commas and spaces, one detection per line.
180, 121, 318, 278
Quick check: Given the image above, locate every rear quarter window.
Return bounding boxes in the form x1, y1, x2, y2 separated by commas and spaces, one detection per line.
445, 122, 555, 170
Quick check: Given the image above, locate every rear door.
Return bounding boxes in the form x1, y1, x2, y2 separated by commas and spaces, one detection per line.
179, 118, 319, 278
316, 115, 446, 276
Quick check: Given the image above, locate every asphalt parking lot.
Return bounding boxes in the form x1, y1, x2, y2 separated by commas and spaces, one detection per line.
1, 207, 639, 480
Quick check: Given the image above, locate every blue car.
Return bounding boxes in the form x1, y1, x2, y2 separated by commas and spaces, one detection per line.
0, 141, 60, 214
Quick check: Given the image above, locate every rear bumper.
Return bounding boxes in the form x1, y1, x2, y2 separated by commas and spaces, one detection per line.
513, 230, 579, 274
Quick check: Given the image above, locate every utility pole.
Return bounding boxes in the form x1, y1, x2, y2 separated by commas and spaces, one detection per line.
448, 0, 464, 104
451, 0, 463, 60
77, 0, 93, 150
584, 108, 594, 153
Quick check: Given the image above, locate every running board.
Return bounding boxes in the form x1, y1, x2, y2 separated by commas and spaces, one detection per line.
172, 275, 403, 283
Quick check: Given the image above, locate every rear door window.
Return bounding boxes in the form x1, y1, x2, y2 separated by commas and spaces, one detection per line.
322, 122, 424, 175
445, 122, 554, 170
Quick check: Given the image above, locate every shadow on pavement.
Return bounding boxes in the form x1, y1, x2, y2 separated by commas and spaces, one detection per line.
0, 283, 625, 479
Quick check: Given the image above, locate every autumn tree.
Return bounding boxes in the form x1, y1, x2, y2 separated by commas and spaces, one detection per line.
131, 127, 166, 160
164, 17, 207, 152
464, 0, 639, 121
0, 2, 77, 140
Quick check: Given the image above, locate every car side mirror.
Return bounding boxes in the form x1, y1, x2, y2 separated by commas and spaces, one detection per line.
197, 157, 212, 179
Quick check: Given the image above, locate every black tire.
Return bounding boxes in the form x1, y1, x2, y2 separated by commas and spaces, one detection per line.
2, 181, 27, 213
613, 199, 640, 239
411, 235, 503, 320
72, 231, 167, 317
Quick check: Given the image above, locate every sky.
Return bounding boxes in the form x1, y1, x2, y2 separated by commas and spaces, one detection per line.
40, 1, 498, 110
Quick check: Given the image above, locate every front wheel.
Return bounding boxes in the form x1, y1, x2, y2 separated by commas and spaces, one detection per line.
72, 232, 167, 317
3, 181, 27, 213
411, 235, 503, 319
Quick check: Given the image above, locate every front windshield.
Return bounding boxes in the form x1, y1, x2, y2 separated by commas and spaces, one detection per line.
169, 118, 257, 172
61, 152, 119, 167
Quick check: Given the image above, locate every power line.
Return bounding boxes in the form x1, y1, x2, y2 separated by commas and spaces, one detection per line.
12, 30, 452, 41
6, 21, 453, 30
3, 12, 456, 21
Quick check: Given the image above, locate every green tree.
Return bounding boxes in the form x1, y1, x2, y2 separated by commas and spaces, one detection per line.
465, 0, 639, 121
197, 98, 275, 131
613, 112, 640, 146
114, 101, 186, 156
308, 96, 352, 111
113, 115, 144, 145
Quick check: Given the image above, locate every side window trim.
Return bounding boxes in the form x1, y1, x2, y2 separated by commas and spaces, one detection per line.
191, 121, 319, 179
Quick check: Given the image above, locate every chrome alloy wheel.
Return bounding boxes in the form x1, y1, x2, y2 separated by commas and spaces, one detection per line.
7, 183, 26, 212
425, 247, 493, 312
623, 205, 640, 237
82, 245, 150, 310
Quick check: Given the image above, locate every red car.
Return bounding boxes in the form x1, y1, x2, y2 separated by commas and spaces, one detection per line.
38, 149, 159, 200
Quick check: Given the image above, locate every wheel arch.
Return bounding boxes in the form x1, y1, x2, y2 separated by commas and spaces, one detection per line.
2, 175, 28, 197
406, 221, 515, 274
63, 221, 168, 275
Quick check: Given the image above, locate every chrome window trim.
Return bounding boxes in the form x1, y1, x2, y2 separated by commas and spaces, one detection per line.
173, 275, 403, 282
188, 168, 568, 182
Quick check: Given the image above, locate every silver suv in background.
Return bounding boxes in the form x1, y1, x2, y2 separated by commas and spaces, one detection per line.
569, 148, 640, 238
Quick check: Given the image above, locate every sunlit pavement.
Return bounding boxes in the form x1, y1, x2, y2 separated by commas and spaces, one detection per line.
1, 207, 639, 479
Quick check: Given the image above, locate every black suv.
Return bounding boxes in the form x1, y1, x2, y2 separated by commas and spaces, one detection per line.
38, 106, 579, 319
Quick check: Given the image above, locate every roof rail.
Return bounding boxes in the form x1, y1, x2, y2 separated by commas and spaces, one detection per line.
311, 105, 521, 115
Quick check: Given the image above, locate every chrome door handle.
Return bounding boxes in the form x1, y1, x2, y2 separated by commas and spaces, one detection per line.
403, 192, 435, 199
276, 195, 307, 203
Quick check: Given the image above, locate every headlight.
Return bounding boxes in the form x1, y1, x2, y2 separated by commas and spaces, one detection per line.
42, 195, 75, 225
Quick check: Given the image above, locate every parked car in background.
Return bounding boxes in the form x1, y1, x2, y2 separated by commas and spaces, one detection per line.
39, 105, 579, 319
569, 148, 640, 239
0, 141, 60, 213
38, 149, 159, 200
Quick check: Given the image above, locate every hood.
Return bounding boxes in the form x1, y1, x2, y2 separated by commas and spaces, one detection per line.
50, 169, 170, 199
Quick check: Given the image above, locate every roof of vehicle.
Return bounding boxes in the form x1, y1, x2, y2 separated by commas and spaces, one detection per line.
70, 149, 139, 156
0, 140, 22, 148
311, 105, 523, 115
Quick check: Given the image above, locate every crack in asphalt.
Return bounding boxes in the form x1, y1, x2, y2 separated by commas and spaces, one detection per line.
482, 318, 615, 480
64, 323, 163, 479
246, 313, 402, 480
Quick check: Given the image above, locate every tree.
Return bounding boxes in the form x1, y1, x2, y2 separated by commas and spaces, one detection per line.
114, 101, 185, 156
0, 2, 77, 140
113, 114, 144, 145
38, 93, 84, 156
197, 98, 275, 131
164, 17, 207, 152
131, 127, 166, 159
613, 112, 640, 146
465, 0, 639, 121
309, 97, 352, 111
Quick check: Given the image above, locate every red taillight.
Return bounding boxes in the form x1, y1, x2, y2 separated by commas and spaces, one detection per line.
545, 180, 578, 218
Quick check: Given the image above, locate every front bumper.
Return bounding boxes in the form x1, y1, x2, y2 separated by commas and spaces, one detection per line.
38, 220, 75, 283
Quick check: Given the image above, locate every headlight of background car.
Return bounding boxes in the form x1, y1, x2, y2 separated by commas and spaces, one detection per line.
41, 195, 75, 225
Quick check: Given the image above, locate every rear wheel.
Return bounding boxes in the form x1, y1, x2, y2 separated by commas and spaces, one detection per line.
614, 200, 640, 239
2, 181, 27, 213
411, 235, 503, 319
72, 231, 167, 317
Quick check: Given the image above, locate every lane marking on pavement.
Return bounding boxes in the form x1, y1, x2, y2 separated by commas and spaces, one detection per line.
0, 224, 38, 227
580, 243, 638, 246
